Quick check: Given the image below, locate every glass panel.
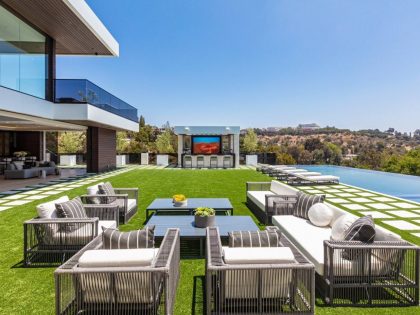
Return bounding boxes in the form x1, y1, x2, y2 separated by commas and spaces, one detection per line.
0, 5, 47, 98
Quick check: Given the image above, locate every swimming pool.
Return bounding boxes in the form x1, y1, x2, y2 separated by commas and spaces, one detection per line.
299, 165, 420, 202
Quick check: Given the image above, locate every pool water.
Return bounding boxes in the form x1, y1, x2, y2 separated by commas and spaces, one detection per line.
299, 165, 420, 203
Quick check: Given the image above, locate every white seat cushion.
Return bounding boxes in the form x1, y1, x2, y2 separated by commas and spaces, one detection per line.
113, 198, 137, 211
247, 191, 273, 209
99, 220, 117, 233
273, 215, 331, 275
223, 247, 295, 264
36, 196, 69, 219
78, 248, 159, 268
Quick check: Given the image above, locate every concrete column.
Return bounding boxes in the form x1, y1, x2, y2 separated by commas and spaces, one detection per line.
177, 135, 183, 167
87, 127, 116, 173
233, 134, 240, 168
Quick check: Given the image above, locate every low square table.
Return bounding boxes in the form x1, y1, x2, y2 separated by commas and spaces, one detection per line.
146, 198, 233, 219
146, 215, 258, 257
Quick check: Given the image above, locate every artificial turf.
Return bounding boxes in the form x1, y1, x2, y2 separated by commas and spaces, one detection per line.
0, 168, 419, 314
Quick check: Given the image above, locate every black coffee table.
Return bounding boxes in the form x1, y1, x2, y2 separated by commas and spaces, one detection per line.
146, 215, 258, 257
146, 198, 233, 219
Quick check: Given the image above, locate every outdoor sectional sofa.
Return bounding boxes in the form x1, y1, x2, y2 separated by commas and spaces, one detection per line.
81, 182, 139, 224
249, 180, 420, 306
55, 228, 180, 315
24, 196, 119, 266
4, 161, 57, 179
205, 226, 315, 314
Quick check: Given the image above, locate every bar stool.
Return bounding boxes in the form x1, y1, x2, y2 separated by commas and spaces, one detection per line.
184, 155, 192, 168
196, 155, 205, 168
210, 155, 218, 169
223, 155, 232, 168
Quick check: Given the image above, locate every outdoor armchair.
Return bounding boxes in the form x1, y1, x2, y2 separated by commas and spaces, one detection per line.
205, 226, 315, 314
24, 203, 118, 266
82, 182, 139, 224
55, 228, 180, 315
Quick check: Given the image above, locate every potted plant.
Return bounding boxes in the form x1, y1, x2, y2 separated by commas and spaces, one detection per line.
172, 194, 187, 207
194, 207, 215, 228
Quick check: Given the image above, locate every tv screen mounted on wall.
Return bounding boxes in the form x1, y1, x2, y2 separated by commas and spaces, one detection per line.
192, 136, 221, 154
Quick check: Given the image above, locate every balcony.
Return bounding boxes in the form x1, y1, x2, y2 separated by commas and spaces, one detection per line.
54, 79, 138, 122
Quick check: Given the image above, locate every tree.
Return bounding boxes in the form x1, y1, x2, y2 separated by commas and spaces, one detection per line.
304, 138, 323, 151
139, 115, 146, 128
276, 152, 296, 165
242, 128, 258, 153
58, 132, 85, 153
116, 131, 128, 154
156, 129, 174, 153
298, 150, 312, 164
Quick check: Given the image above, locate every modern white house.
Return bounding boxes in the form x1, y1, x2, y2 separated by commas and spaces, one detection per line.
0, 0, 138, 173
174, 126, 240, 168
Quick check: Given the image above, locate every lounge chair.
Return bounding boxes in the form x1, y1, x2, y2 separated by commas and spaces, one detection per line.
81, 182, 139, 224
24, 196, 118, 266
288, 173, 339, 185
55, 228, 180, 315
205, 226, 315, 314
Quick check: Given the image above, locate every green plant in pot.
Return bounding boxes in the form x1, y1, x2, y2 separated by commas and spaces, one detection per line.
194, 207, 215, 228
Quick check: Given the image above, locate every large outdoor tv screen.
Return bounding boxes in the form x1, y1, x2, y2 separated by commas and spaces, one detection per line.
192, 136, 221, 154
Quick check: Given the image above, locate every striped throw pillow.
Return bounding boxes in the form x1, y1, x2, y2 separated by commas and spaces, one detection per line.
98, 182, 117, 204
102, 226, 155, 249
228, 230, 282, 247
293, 192, 325, 220
342, 215, 375, 260
55, 197, 88, 232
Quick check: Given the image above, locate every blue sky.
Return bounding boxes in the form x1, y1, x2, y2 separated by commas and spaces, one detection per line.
57, 0, 420, 132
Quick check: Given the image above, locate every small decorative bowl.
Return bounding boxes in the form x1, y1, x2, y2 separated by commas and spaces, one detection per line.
173, 199, 187, 207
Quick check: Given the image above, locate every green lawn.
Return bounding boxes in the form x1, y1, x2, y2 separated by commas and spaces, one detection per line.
0, 169, 418, 314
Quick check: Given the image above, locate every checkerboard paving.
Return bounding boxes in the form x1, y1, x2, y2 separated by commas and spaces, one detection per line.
292, 182, 420, 236
0, 165, 140, 212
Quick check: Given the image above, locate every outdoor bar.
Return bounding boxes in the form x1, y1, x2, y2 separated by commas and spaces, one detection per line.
174, 126, 240, 168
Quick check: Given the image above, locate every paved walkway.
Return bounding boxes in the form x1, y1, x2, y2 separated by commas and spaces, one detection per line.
0, 165, 140, 212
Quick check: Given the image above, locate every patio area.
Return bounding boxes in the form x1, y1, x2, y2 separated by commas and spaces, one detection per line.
0, 167, 419, 314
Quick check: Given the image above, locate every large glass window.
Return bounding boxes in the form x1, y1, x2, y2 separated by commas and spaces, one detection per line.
0, 5, 47, 99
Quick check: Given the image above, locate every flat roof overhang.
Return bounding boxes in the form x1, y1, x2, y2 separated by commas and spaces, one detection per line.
0, 86, 137, 132
1, 0, 119, 56
174, 126, 241, 135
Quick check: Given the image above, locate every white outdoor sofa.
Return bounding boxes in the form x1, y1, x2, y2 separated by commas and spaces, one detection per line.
246, 180, 299, 224
270, 182, 420, 306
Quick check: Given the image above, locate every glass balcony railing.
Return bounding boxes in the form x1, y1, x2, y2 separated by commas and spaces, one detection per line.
54, 79, 138, 122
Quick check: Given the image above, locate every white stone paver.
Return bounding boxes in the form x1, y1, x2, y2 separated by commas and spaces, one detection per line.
40, 191, 62, 196
342, 188, 362, 193
2, 195, 23, 200
357, 192, 377, 197
342, 204, 369, 210
0, 206, 11, 212
371, 196, 396, 202
349, 197, 372, 203
391, 202, 417, 209
24, 195, 47, 200
386, 211, 420, 218
306, 190, 324, 194
328, 198, 350, 203
358, 211, 393, 219
335, 193, 356, 197
323, 189, 342, 193
412, 233, 420, 238
382, 220, 420, 230
4, 200, 32, 206
366, 203, 395, 210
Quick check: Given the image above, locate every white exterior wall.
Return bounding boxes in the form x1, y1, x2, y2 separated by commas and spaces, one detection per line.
233, 134, 240, 168
177, 135, 183, 167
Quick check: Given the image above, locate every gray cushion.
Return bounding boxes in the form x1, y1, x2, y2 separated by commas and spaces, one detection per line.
98, 182, 117, 204
293, 192, 325, 220
229, 230, 282, 247
55, 197, 88, 232
102, 226, 155, 249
